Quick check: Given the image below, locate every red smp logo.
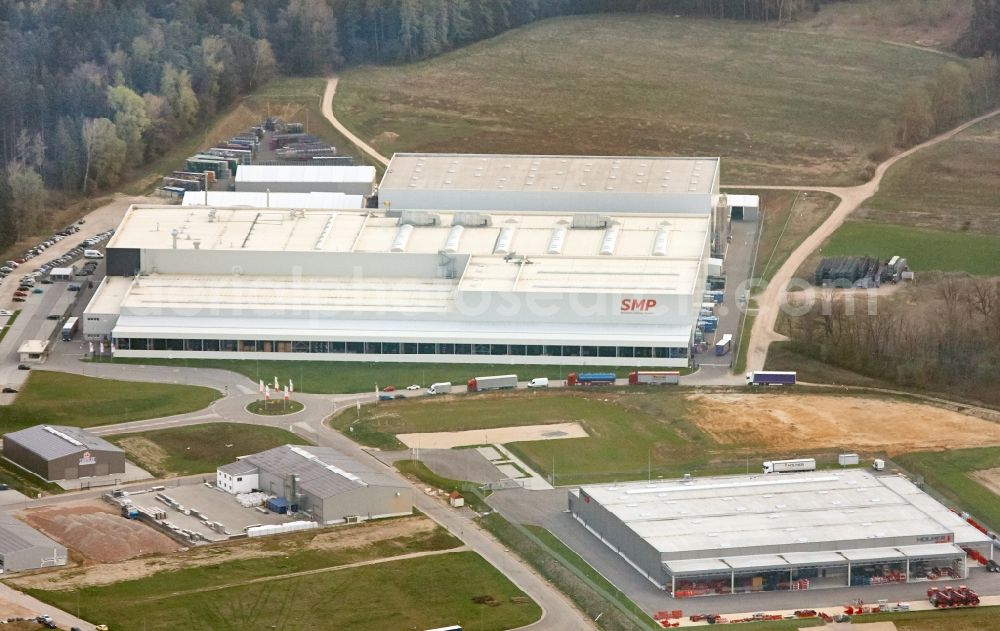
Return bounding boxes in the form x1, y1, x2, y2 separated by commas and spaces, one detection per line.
620, 298, 657, 313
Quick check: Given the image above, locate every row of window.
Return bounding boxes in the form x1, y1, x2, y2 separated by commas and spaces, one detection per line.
113, 338, 690, 359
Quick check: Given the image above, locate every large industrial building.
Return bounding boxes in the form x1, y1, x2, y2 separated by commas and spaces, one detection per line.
0, 513, 67, 572
83, 202, 711, 366
2, 425, 126, 481
182, 190, 365, 209
569, 470, 993, 597
234, 165, 376, 196
216, 445, 412, 524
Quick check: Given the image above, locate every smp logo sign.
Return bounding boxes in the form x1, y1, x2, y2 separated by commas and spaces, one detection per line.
620, 298, 658, 314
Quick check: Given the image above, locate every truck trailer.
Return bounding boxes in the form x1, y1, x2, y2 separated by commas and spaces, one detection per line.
762, 458, 816, 474
715, 334, 733, 356
746, 371, 797, 386
567, 372, 616, 386
467, 374, 518, 392
628, 371, 680, 385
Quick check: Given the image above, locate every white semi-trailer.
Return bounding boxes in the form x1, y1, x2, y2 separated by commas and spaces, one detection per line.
467, 374, 518, 392
762, 458, 816, 474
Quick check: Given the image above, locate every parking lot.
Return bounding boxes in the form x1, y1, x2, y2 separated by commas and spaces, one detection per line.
125, 482, 293, 542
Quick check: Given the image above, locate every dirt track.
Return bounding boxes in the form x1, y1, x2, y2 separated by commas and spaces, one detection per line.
397, 422, 589, 448
689, 393, 1000, 454
970, 468, 1000, 496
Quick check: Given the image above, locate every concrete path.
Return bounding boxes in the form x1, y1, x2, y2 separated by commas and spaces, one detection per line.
0, 581, 97, 630
322, 77, 390, 167
742, 107, 1000, 372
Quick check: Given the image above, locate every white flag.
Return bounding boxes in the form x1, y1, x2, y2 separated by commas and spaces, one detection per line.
88, 342, 94, 354
284, 385, 290, 401
274, 376, 279, 390
259, 379, 264, 394
289, 379, 294, 393
264, 385, 271, 401
110, 343, 116, 354
99, 341, 105, 354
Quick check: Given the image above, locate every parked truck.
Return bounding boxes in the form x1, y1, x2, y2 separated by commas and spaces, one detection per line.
746, 370, 797, 386
628, 371, 680, 385
467, 374, 518, 392
762, 458, 816, 474
715, 333, 733, 356
567, 372, 616, 386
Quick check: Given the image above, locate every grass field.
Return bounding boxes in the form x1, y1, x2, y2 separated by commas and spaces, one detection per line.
745, 190, 841, 284
894, 447, 1000, 532
333, 390, 797, 484
857, 111, 1000, 235
0, 371, 220, 434
245, 399, 304, 416
335, 15, 955, 185
862, 606, 1000, 630
124, 76, 372, 195
103, 357, 653, 394
29, 525, 539, 631
819, 221, 1000, 276
107, 423, 309, 477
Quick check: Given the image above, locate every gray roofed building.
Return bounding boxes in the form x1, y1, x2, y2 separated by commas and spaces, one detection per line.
0, 512, 67, 572
2, 425, 126, 481
216, 445, 412, 525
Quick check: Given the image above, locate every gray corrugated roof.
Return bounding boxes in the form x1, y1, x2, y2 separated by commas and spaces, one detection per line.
0, 513, 65, 555
3, 425, 123, 461
238, 445, 405, 499
218, 460, 259, 476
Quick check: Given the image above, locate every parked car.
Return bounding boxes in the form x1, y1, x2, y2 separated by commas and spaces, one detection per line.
12, 297, 25, 302
406, 384, 421, 390
31, 288, 43, 294
1, 387, 17, 393
46, 314, 60, 320
17, 364, 30, 370
378, 393, 396, 401
0, 309, 13, 316
40, 278, 53, 284
68, 284, 81, 291
382, 385, 396, 392
13, 291, 27, 297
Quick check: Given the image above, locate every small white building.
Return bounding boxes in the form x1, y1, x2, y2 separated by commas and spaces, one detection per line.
48, 266, 75, 281
18, 340, 48, 363
725, 194, 759, 222
217, 458, 259, 494
235, 165, 376, 196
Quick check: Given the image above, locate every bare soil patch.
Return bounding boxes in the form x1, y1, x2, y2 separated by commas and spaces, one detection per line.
397, 422, 589, 449
688, 394, 1000, 455
969, 468, 1000, 497
116, 436, 172, 476
18, 501, 180, 563
9, 514, 439, 590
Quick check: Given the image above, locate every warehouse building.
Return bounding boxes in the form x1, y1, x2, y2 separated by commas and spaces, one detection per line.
2, 425, 126, 481
235, 165, 376, 196
0, 513, 67, 572
569, 470, 993, 597
216, 445, 412, 524
83, 203, 710, 367
181, 190, 365, 209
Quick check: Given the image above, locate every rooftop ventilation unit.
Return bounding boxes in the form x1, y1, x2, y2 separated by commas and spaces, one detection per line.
453, 212, 492, 227
571, 213, 609, 229
547, 226, 567, 255
43, 426, 84, 447
391, 224, 414, 252
493, 225, 516, 255
442, 225, 464, 254
315, 214, 337, 250
399, 211, 440, 227
652, 225, 670, 256
599, 223, 621, 256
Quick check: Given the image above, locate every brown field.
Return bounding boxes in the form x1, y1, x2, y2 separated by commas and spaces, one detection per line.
688, 394, 1000, 455
11, 514, 440, 590
18, 501, 179, 563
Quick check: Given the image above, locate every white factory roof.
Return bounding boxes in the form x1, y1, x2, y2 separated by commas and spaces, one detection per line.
17, 340, 48, 354
724, 194, 759, 208
182, 191, 365, 209
107, 205, 709, 261
234, 164, 376, 184
578, 470, 990, 564
380, 154, 719, 196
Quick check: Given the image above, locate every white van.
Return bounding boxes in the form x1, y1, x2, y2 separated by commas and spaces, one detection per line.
527, 377, 549, 388
83, 249, 104, 259
427, 382, 452, 395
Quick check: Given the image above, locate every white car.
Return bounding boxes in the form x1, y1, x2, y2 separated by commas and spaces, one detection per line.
405, 384, 421, 390
0, 309, 12, 316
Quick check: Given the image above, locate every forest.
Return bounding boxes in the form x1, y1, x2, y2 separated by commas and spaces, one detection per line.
0, 0, 997, 252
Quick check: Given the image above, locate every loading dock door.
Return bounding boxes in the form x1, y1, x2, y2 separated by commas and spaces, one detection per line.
96, 463, 109, 476
731, 206, 744, 220
63, 467, 78, 480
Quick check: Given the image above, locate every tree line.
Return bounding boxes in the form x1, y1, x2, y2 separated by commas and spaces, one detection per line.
783, 274, 1000, 406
